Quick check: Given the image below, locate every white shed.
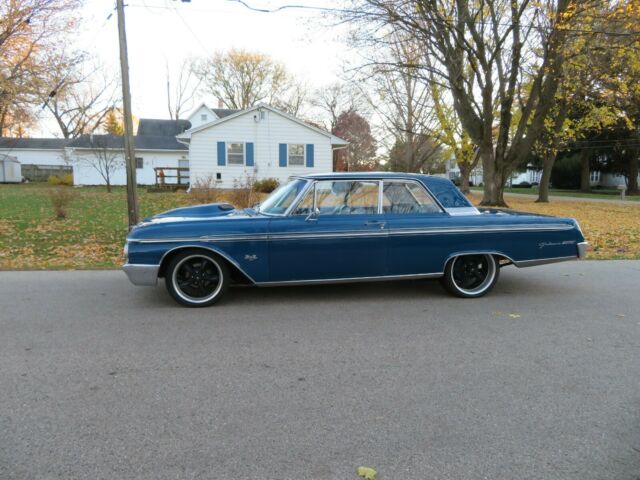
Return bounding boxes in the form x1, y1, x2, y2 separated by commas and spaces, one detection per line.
0, 154, 21, 183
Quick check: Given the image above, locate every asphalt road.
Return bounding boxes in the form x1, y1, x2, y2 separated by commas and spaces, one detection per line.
0, 261, 639, 480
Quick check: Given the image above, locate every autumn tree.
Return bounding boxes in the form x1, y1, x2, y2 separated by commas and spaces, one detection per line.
166, 58, 200, 120
42, 55, 118, 139
103, 108, 124, 135
0, 0, 81, 135
313, 82, 366, 132
332, 109, 377, 171
191, 49, 307, 114
353, 32, 442, 174
346, 0, 600, 206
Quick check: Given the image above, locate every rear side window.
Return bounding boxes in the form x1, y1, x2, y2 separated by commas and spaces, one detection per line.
383, 181, 441, 214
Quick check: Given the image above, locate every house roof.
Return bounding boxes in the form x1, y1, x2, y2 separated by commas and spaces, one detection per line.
0, 137, 70, 150
177, 103, 348, 146
187, 102, 239, 121
68, 134, 188, 151
212, 108, 239, 118
137, 119, 191, 137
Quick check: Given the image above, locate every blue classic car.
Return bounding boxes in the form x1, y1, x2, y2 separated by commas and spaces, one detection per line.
123, 172, 588, 307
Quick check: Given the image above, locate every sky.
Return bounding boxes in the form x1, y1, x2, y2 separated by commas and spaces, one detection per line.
41, 0, 354, 135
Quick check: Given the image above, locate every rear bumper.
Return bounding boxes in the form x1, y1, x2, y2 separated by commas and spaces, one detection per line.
123, 263, 160, 286
577, 241, 589, 259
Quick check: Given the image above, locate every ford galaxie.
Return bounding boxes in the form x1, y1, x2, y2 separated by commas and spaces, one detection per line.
123, 173, 588, 307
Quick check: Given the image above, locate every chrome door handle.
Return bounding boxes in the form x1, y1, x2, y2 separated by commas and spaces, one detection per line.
365, 220, 386, 229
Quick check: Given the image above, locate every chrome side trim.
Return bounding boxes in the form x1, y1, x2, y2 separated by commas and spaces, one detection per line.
122, 263, 160, 286
127, 223, 576, 244
577, 241, 588, 259
157, 244, 258, 283
255, 272, 444, 287
513, 255, 577, 268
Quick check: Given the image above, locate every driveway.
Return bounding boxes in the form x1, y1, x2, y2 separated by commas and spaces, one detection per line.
1, 261, 639, 479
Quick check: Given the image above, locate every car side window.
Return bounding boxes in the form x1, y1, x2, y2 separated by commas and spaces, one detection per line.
292, 185, 315, 215
383, 181, 441, 214
304, 180, 380, 215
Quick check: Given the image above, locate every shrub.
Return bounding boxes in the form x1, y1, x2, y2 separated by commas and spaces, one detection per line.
47, 174, 73, 186
190, 175, 221, 204
254, 177, 279, 193
49, 186, 77, 219
229, 175, 258, 208
550, 154, 582, 189
512, 181, 531, 188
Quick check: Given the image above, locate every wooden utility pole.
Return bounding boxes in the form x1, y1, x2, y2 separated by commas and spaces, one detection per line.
116, 0, 139, 228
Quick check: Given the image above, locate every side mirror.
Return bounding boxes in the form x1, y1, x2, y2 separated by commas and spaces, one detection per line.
305, 207, 320, 222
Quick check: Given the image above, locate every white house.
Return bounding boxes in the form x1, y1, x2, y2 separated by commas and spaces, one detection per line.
177, 103, 348, 188
66, 119, 191, 186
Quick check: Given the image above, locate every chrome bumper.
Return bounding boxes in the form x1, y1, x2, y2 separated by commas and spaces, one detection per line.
122, 263, 160, 286
577, 241, 589, 259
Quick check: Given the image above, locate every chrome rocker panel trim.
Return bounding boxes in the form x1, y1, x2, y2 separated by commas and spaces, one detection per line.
255, 272, 444, 287
123, 263, 160, 286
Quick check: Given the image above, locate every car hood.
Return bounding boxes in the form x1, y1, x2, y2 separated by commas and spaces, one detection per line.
143, 202, 245, 222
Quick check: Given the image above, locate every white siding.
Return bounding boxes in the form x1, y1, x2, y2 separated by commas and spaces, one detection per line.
0, 148, 67, 167
188, 109, 333, 188
187, 105, 218, 129
70, 150, 186, 186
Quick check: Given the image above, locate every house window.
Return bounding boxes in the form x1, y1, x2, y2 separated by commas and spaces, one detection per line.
201, 114, 207, 122
216, 172, 222, 180
590, 170, 601, 183
227, 143, 244, 165
288, 144, 304, 166
135, 157, 143, 169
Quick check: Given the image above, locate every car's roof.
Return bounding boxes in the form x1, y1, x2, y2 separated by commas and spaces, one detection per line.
296, 172, 436, 181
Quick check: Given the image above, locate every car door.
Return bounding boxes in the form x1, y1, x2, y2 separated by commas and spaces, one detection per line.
268, 179, 387, 282
383, 180, 451, 276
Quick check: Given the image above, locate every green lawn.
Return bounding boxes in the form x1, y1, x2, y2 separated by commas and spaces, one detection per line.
0, 184, 193, 269
470, 186, 640, 201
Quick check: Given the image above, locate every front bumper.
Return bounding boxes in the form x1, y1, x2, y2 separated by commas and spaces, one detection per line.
577, 241, 589, 259
123, 263, 160, 286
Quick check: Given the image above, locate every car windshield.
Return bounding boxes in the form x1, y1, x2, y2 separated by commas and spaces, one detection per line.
259, 178, 308, 215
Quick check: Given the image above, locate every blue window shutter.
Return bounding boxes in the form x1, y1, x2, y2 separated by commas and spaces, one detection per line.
306, 144, 314, 167
246, 142, 254, 167
217, 141, 226, 166
279, 143, 287, 167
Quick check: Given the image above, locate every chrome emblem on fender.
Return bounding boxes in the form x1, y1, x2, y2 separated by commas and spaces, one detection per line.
244, 254, 258, 261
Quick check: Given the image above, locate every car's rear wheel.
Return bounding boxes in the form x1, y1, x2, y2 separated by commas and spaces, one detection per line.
441, 254, 499, 298
165, 250, 229, 307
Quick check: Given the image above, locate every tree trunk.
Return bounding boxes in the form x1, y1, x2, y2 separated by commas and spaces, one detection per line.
479, 144, 507, 207
579, 149, 590, 193
536, 153, 556, 202
627, 154, 639, 195
458, 162, 471, 194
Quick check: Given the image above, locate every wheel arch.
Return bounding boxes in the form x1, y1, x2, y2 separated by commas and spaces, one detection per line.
158, 245, 255, 285
441, 251, 514, 271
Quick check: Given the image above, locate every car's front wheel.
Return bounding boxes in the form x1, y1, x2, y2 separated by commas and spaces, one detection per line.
441, 254, 499, 298
165, 250, 229, 307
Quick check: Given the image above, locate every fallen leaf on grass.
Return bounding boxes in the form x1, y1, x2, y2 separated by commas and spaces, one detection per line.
357, 466, 377, 480
509, 313, 521, 319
